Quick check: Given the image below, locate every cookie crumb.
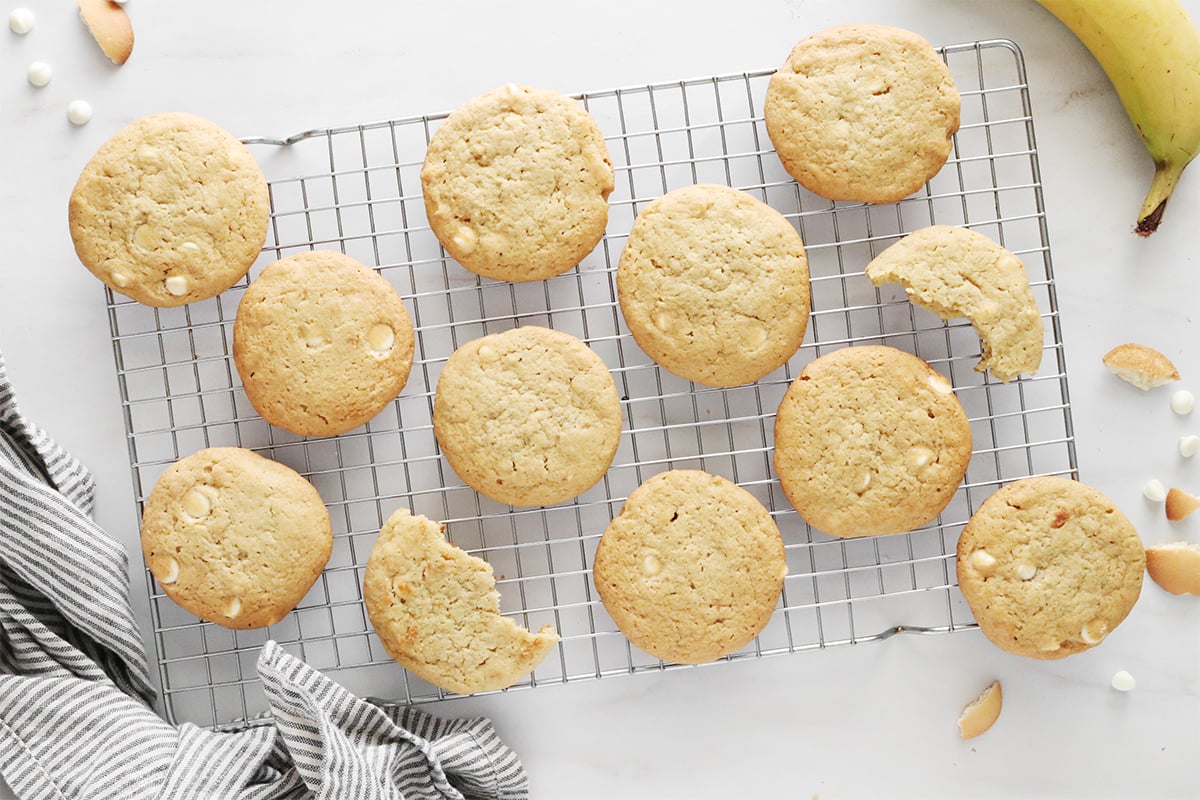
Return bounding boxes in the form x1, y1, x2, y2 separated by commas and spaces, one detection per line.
1145, 541, 1200, 595
1102, 343, 1180, 390
1166, 487, 1200, 522
958, 680, 1002, 739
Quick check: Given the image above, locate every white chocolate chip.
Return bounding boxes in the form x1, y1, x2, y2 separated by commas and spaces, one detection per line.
970, 549, 997, 577
1180, 435, 1200, 458
164, 275, 189, 297
181, 487, 212, 520
133, 224, 158, 250
927, 374, 954, 395
367, 324, 395, 355
1080, 618, 1108, 645
1038, 640, 1062, 653
642, 554, 663, 576
8, 8, 34, 34
1111, 670, 1136, 692
225, 597, 242, 619
158, 557, 179, 586
67, 99, 93, 126
305, 334, 326, 348
450, 226, 477, 255
477, 344, 498, 363
1015, 562, 1037, 581
1172, 390, 1195, 416
1144, 478, 1167, 503
855, 472, 872, 495
110, 271, 130, 288
178, 241, 202, 257
652, 308, 671, 333
909, 446, 934, 469
27, 61, 52, 88
744, 323, 767, 348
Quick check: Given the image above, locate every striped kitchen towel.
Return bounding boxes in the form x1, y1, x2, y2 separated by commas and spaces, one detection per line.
0, 351, 528, 800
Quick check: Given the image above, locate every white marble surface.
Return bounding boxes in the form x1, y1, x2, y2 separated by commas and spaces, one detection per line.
2, 1, 1199, 797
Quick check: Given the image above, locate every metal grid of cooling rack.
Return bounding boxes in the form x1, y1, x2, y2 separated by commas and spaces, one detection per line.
107, 39, 1076, 729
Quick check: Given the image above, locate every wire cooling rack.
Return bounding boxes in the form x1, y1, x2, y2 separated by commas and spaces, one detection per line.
107, 39, 1075, 728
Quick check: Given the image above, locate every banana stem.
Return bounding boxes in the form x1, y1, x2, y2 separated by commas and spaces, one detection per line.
1136, 160, 1188, 237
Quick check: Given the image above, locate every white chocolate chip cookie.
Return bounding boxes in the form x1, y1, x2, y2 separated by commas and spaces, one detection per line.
617, 184, 810, 387
592, 469, 786, 664
764, 24, 960, 204
773, 345, 972, 537
956, 476, 1144, 659
866, 225, 1044, 382
433, 326, 621, 507
141, 447, 332, 630
69, 112, 269, 307
233, 250, 415, 437
421, 84, 614, 282
363, 508, 559, 695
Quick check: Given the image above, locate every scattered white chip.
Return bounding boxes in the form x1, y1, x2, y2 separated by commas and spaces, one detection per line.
26, 61, 51, 87
111, 0, 128, 3
1111, 670, 1136, 692
1173, 390, 1196, 416
1181, 435, 1200, 458
1144, 478, 1167, 503
67, 99, 92, 126
8, 7, 34, 34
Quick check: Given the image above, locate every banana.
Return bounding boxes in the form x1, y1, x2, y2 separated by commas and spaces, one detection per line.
1036, 0, 1200, 236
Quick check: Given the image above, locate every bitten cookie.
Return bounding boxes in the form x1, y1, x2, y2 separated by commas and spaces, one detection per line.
69, 112, 270, 307
593, 470, 787, 664
141, 447, 332, 630
956, 476, 1144, 659
433, 326, 621, 507
421, 83, 614, 282
773, 345, 972, 537
764, 24, 960, 204
617, 184, 811, 387
865, 225, 1044, 382
233, 250, 415, 437
363, 508, 559, 695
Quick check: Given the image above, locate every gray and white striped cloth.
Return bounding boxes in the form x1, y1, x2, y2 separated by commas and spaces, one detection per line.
0, 351, 528, 800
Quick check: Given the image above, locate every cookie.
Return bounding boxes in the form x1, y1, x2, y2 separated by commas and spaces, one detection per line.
363, 508, 559, 695
865, 225, 1044, 382
69, 112, 270, 307
141, 447, 332, 630
233, 250, 415, 437
764, 24, 960, 204
956, 476, 1144, 659
421, 83, 614, 282
617, 184, 811, 387
773, 345, 972, 537
592, 469, 786, 664
433, 326, 622, 507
